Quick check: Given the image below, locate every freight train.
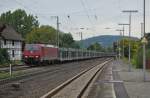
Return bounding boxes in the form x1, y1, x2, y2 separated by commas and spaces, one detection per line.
23, 44, 115, 65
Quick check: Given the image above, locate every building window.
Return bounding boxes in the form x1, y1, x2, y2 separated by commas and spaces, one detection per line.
12, 50, 15, 57
12, 40, 14, 46
4, 40, 6, 45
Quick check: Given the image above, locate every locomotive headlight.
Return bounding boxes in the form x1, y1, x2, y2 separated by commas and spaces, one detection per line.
25, 56, 28, 58
35, 56, 39, 58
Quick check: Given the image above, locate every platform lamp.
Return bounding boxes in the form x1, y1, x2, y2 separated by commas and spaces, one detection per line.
142, 0, 147, 81
116, 29, 123, 59
122, 10, 138, 72
118, 23, 130, 58
141, 37, 148, 81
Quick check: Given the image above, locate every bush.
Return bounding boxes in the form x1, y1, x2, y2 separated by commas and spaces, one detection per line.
135, 47, 150, 68
0, 48, 10, 64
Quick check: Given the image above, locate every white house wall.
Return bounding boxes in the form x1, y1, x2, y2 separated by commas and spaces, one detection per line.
1, 40, 22, 60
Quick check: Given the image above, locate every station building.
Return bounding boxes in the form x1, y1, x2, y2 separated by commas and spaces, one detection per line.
0, 23, 23, 60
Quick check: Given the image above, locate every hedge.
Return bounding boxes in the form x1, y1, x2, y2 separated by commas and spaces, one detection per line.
0, 48, 10, 64
134, 47, 150, 68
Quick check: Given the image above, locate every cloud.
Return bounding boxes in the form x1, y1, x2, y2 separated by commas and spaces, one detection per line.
0, 0, 149, 40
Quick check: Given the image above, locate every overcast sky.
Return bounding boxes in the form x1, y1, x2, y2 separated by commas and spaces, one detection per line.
0, 0, 150, 40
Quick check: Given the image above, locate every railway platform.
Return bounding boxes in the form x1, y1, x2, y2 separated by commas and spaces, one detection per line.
91, 60, 150, 98
113, 60, 150, 98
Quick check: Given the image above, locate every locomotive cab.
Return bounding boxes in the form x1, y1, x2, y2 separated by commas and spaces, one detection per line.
23, 44, 59, 65
23, 44, 42, 64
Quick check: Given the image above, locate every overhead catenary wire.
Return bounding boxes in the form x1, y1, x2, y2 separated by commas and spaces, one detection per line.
79, 0, 94, 26
82, 0, 99, 37
83, 0, 98, 22
13, 0, 58, 27
13, 0, 78, 32
78, 0, 98, 37
14, 0, 99, 26
11, 0, 138, 39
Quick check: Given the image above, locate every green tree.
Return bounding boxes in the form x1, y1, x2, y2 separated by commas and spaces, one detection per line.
26, 25, 80, 48
26, 25, 57, 45
87, 42, 104, 51
145, 33, 150, 48
60, 33, 74, 48
70, 42, 80, 49
0, 9, 39, 38
119, 39, 140, 58
134, 33, 150, 68
113, 42, 118, 52
106, 47, 113, 52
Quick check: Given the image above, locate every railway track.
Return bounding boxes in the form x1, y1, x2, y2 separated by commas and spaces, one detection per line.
0, 58, 111, 98
0, 59, 104, 85
41, 58, 112, 98
0, 65, 29, 72
0, 65, 61, 86
0, 60, 86, 86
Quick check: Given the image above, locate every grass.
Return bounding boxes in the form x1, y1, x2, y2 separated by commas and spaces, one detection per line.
121, 57, 137, 68
0, 70, 25, 80
11, 60, 23, 65
0, 72, 10, 79
131, 58, 137, 68
0, 63, 10, 67
122, 57, 129, 63
0, 60, 23, 68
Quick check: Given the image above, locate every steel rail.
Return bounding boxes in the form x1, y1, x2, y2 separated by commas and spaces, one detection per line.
41, 58, 112, 98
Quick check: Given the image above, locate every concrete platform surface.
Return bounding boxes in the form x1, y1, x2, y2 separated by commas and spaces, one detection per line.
86, 61, 116, 98
112, 60, 150, 98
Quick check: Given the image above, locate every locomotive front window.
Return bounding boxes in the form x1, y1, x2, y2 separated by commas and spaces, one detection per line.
25, 45, 40, 51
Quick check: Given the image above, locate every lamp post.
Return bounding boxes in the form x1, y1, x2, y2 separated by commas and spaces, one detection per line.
141, 23, 144, 37
141, 37, 148, 81
142, 0, 146, 81
118, 24, 130, 58
78, 32, 83, 48
51, 16, 60, 47
105, 27, 122, 59
116, 29, 123, 59
80, 28, 85, 58
122, 10, 138, 72
143, 0, 145, 37
80, 28, 85, 49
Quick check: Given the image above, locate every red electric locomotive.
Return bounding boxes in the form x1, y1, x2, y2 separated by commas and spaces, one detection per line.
23, 44, 116, 65
23, 44, 58, 64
